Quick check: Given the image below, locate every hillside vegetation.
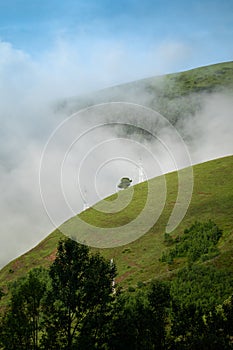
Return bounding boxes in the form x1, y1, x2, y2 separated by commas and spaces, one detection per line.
0, 155, 232, 294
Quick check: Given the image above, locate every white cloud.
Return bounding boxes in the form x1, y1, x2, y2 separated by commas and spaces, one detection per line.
179, 93, 233, 163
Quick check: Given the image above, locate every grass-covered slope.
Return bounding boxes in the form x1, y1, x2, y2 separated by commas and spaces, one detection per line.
0, 155, 232, 292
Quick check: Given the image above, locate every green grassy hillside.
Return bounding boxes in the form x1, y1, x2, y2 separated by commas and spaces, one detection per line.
1, 155, 232, 295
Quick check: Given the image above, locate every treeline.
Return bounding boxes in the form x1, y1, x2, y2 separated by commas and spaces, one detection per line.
0, 223, 233, 349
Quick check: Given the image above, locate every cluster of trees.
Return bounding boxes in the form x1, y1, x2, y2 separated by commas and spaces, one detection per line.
0, 239, 116, 349
161, 221, 222, 264
0, 223, 233, 349
0, 238, 171, 349
171, 265, 233, 312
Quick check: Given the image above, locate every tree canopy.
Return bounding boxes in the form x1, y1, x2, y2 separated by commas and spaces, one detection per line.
0, 222, 233, 349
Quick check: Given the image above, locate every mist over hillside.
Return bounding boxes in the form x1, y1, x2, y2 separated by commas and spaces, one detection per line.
58, 62, 233, 167
0, 62, 233, 268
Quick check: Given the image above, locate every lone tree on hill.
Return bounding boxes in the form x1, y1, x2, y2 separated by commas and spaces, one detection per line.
118, 177, 132, 190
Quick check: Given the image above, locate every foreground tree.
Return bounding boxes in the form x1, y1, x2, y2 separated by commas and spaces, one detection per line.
148, 280, 170, 349
41, 238, 116, 349
203, 294, 233, 350
107, 290, 153, 350
0, 268, 48, 350
108, 281, 170, 350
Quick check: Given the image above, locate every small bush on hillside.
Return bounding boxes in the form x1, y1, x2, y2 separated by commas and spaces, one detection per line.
161, 220, 222, 264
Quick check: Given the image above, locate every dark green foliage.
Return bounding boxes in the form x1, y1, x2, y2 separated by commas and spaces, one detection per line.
76, 252, 117, 349
163, 233, 174, 246
202, 295, 233, 350
170, 265, 233, 312
1, 229, 233, 349
161, 221, 222, 264
41, 238, 116, 349
170, 294, 233, 350
0, 239, 116, 350
0, 267, 49, 350
108, 281, 170, 350
147, 280, 171, 349
169, 265, 233, 348
0, 288, 3, 300
108, 291, 154, 350
137, 281, 145, 288
170, 302, 207, 349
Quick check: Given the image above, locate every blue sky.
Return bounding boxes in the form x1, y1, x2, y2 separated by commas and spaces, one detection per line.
0, 0, 232, 88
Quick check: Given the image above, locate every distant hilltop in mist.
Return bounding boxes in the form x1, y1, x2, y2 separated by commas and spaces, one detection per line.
56, 61, 233, 125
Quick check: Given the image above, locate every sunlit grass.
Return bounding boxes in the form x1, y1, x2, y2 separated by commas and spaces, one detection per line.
0, 155, 232, 296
